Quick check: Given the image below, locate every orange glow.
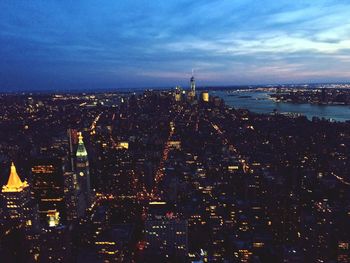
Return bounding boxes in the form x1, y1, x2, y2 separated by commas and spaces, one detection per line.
31, 165, 55, 174
202, 92, 209, 102
2, 162, 28, 192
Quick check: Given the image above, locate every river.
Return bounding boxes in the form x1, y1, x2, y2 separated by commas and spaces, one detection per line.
212, 90, 350, 122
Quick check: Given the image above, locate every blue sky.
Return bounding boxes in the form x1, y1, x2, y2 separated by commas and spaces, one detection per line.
1, 0, 350, 90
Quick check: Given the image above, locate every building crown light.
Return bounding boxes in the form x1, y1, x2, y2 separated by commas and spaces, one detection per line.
2, 162, 28, 192
76, 132, 88, 157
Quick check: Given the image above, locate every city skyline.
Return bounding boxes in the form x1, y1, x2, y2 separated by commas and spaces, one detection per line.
0, 87, 349, 262
1, 0, 350, 91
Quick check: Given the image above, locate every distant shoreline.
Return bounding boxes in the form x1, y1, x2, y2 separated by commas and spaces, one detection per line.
1, 82, 350, 95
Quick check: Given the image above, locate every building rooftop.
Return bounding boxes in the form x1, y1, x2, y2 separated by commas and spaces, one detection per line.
2, 162, 28, 192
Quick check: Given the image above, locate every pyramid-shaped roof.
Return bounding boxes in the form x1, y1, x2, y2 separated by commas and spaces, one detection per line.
76, 132, 88, 157
2, 162, 28, 192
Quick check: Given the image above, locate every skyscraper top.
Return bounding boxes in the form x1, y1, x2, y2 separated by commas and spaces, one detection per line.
190, 70, 196, 96
190, 69, 195, 83
76, 132, 88, 157
2, 162, 28, 192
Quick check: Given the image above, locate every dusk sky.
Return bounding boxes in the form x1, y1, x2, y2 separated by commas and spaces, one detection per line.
1, 0, 350, 91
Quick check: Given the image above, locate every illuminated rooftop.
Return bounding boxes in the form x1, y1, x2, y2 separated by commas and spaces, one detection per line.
76, 132, 88, 157
2, 162, 29, 192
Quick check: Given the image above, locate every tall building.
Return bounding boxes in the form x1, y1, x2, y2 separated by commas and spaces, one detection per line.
174, 86, 182, 102
39, 212, 72, 263
1, 162, 33, 227
63, 171, 80, 221
188, 71, 196, 100
144, 202, 188, 259
75, 132, 91, 214
201, 91, 209, 102
1, 162, 40, 262
31, 158, 65, 224
95, 225, 134, 262
67, 128, 78, 172
190, 71, 196, 95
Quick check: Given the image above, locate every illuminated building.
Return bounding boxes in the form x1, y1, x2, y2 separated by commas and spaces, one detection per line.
338, 241, 349, 263
39, 223, 72, 262
1, 162, 35, 227
31, 158, 65, 224
95, 225, 134, 262
1, 162, 40, 262
174, 86, 182, 102
144, 202, 188, 259
145, 217, 188, 259
67, 128, 78, 171
188, 72, 196, 100
75, 132, 91, 215
47, 210, 60, 227
116, 141, 129, 150
63, 171, 79, 221
201, 91, 209, 102
168, 140, 181, 150
37, 208, 71, 262
190, 72, 196, 95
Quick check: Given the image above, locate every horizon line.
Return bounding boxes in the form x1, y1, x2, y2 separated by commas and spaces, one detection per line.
1, 81, 350, 94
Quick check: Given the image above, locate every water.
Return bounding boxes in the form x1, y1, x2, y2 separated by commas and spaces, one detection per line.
213, 90, 350, 122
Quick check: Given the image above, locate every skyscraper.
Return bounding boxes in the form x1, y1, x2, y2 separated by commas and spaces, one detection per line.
190, 71, 196, 95
201, 91, 209, 102
67, 128, 78, 172
75, 132, 91, 214
31, 158, 65, 224
1, 162, 37, 228
39, 215, 72, 263
188, 71, 196, 101
174, 86, 182, 102
63, 171, 80, 221
144, 202, 188, 259
1, 162, 40, 262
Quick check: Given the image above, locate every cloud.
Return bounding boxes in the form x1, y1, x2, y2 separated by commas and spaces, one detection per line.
1, 0, 350, 90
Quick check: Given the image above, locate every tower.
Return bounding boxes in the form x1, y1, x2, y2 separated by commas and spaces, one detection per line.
201, 91, 209, 102
2, 162, 36, 228
31, 158, 65, 224
76, 132, 91, 214
188, 70, 196, 100
174, 86, 182, 102
1, 162, 41, 263
67, 128, 78, 171
190, 69, 195, 94
64, 171, 79, 221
